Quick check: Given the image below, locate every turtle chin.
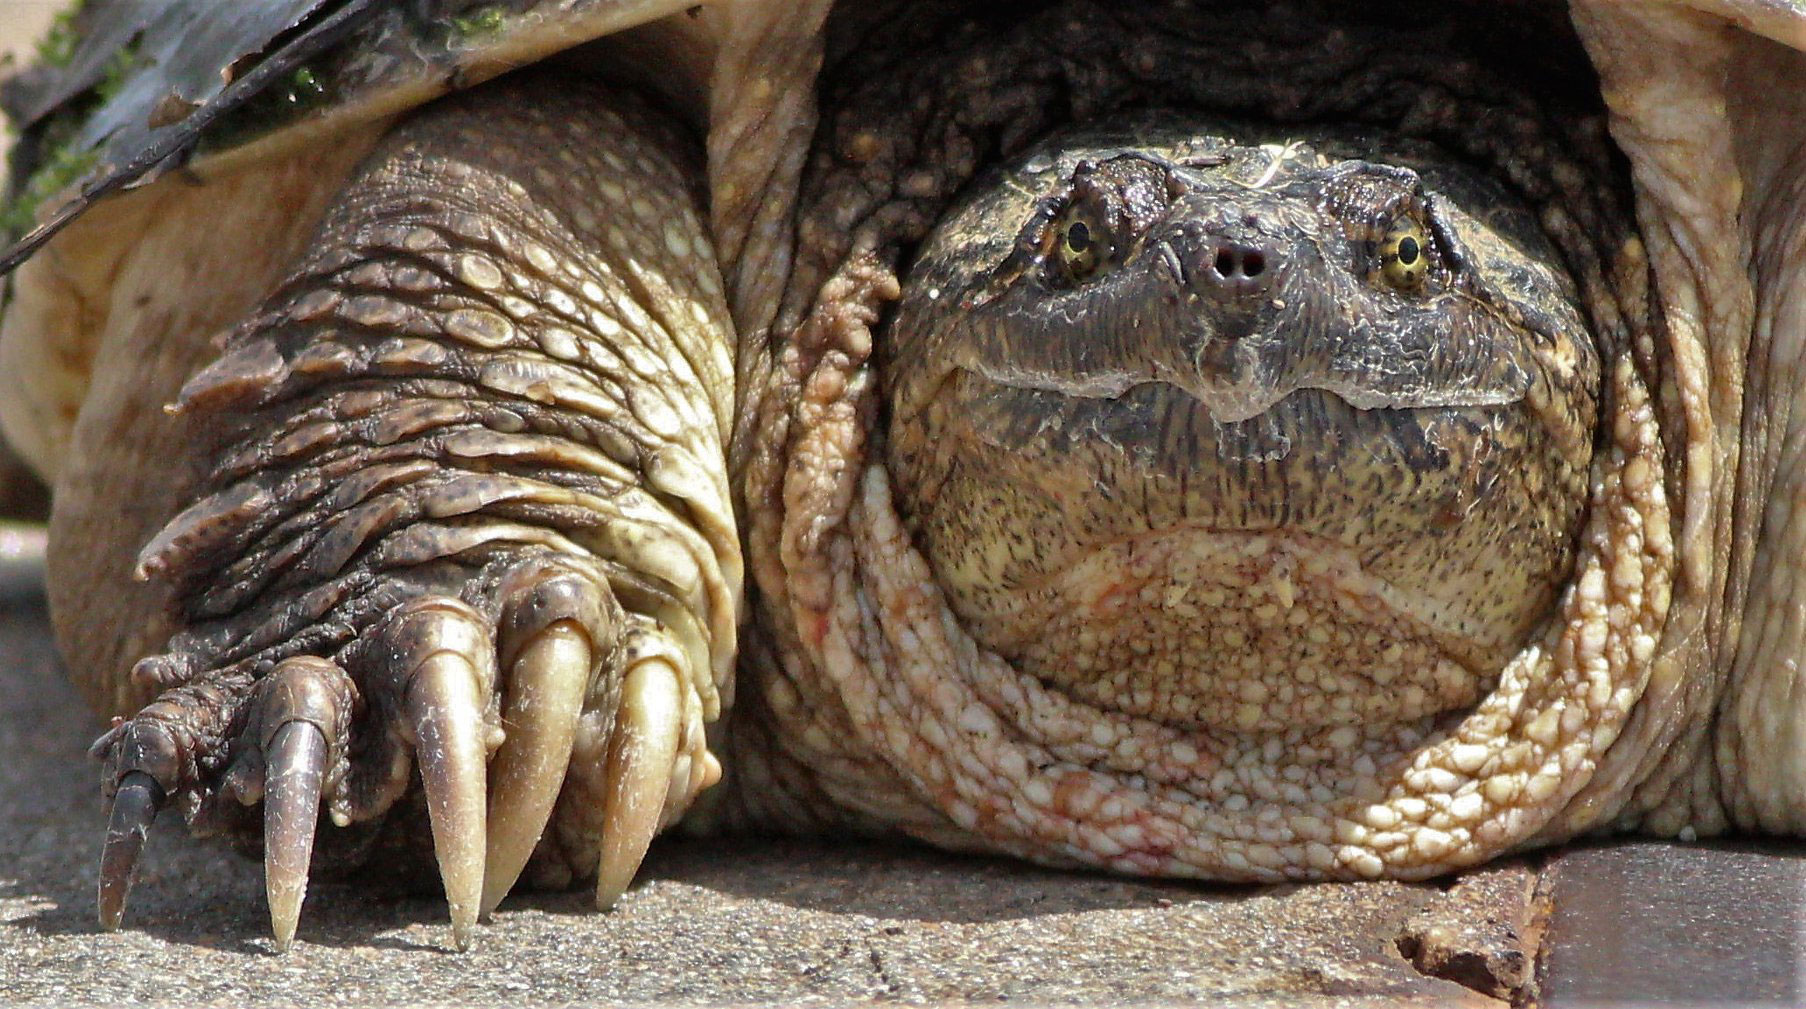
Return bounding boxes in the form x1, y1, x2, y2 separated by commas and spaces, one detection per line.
948, 520, 1503, 734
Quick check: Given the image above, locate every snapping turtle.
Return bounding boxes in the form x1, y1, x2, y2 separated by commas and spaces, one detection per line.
0, 0, 1800, 954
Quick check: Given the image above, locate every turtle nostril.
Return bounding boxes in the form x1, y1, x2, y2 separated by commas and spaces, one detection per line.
1175, 226, 1283, 298
1210, 243, 1270, 279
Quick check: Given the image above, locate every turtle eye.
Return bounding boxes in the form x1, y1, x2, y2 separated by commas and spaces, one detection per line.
1052, 205, 1109, 283
1377, 215, 1430, 290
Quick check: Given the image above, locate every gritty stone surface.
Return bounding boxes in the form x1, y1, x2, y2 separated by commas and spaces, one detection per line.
0, 552, 1497, 1007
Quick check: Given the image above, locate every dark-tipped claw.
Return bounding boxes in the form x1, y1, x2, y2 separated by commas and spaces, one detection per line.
98, 771, 166, 931
264, 721, 328, 952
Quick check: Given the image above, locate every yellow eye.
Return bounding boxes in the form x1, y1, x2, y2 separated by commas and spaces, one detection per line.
1378, 217, 1429, 290
1054, 208, 1107, 281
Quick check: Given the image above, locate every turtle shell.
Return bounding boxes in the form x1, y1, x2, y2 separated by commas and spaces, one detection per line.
0, 0, 714, 273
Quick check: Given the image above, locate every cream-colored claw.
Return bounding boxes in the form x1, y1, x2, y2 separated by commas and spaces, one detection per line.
481, 622, 590, 916
264, 721, 328, 952
595, 658, 683, 911
408, 652, 490, 950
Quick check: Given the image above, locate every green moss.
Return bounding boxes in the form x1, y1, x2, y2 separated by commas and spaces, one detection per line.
91, 40, 137, 103
451, 6, 508, 39
1, 32, 140, 239
0, 141, 97, 236
282, 66, 328, 109
201, 61, 334, 154
33, 3, 85, 68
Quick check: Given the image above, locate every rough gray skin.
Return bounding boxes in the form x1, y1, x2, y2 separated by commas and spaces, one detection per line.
5, 0, 1788, 957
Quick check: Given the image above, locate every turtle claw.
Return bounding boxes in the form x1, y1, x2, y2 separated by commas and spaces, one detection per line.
99, 771, 165, 931
481, 621, 591, 917
253, 656, 355, 952
385, 598, 497, 951
596, 658, 683, 912
263, 720, 328, 952
407, 652, 490, 950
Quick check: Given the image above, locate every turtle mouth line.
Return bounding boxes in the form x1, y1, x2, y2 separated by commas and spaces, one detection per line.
953, 360, 1528, 426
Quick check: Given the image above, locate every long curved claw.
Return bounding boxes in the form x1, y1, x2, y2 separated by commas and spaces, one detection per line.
264, 720, 328, 952
481, 622, 590, 917
408, 652, 489, 951
596, 658, 683, 912
98, 771, 166, 931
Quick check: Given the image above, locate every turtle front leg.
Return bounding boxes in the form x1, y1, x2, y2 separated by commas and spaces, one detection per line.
73, 74, 739, 949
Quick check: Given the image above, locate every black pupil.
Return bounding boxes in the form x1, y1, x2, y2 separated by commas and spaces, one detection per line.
1397, 235, 1420, 265
1067, 220, 1092, 254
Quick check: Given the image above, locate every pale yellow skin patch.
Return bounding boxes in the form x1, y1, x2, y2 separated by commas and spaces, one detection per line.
975, 526, 1494, 734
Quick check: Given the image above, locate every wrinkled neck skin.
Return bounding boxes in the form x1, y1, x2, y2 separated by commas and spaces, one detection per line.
1566, 2, 1806, 837
718, 0, 1806, 877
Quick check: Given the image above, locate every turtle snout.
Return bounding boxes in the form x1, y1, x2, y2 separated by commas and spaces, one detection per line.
1165, 217, 1287, 303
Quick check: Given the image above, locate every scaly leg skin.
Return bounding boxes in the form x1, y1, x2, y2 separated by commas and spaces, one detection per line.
78, 72, 740, 951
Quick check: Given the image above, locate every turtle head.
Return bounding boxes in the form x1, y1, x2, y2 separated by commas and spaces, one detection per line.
885, 124, 1600, 733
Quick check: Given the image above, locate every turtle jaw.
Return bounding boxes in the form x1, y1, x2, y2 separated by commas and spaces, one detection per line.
887, 371, 1586, 739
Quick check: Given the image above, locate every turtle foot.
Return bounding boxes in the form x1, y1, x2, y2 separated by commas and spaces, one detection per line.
91, 553, 708, 951
72, 74, 736, 950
